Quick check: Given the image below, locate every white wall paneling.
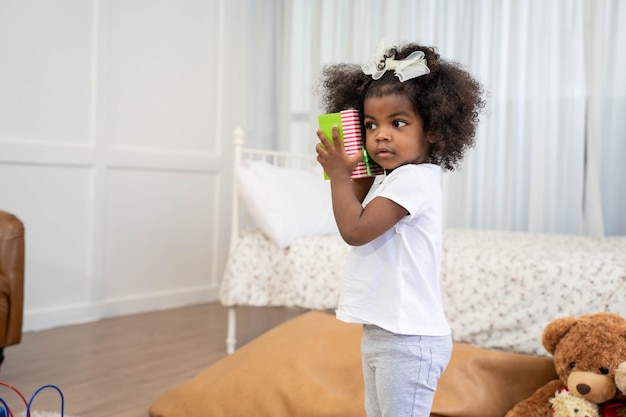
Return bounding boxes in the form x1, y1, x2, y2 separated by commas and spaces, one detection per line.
0, 0, 239, 332
102, 167, 218, 300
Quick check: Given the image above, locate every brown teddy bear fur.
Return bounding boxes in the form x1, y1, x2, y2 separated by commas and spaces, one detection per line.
505, 312, 626, 417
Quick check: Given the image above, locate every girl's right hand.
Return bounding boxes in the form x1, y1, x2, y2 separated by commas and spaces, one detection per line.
315, 126, 362, 180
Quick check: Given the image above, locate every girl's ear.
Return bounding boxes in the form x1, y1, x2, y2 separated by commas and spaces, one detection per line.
426, 134, 438, 144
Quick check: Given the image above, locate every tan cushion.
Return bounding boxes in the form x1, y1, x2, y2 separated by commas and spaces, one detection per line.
431, 343, 557, 417
150, 311, 557, 417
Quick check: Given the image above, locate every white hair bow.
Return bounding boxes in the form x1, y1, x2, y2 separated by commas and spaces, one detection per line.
361, 40, 430, 82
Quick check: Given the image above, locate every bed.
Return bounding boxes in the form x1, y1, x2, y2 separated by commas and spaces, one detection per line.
150, 127, 626, 417
219, 126, 626, 355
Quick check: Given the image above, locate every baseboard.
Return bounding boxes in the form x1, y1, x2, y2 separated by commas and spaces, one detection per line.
22, 285, 220, 332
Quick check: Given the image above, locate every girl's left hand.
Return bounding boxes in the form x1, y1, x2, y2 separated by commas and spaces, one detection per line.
315, 126, 362, 180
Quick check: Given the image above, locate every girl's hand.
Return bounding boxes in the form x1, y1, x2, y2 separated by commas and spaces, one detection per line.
315, 126, 363, 180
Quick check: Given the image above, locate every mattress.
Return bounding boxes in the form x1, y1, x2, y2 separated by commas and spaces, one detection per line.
220, 228, 626, 355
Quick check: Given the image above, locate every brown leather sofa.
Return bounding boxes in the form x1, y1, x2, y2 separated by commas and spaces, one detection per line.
0, 210, 25, 367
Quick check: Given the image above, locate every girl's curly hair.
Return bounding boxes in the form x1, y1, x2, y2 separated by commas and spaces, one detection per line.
317, 43, 485, 171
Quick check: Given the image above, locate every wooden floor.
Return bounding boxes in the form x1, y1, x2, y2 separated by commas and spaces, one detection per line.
0, 302, 304, 417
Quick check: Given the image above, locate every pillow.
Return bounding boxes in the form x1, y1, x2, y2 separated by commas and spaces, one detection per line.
149, 311, 558, 417
236, 160, 338, 248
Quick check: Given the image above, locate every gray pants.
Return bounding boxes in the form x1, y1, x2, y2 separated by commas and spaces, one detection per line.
361, 325, 452, 417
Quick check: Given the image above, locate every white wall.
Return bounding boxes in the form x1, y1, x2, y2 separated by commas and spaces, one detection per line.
0, 0, 247, 331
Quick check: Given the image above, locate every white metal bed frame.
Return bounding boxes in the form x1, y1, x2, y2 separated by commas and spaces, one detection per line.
225, 127, 319, 354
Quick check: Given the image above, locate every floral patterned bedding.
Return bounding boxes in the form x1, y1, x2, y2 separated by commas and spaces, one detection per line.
220, 230, 347, 310
220, 228, 626, 355
440, 229, 626, 355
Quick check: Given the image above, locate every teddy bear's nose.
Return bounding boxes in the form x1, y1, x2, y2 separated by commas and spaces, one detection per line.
576, 384, 591, 395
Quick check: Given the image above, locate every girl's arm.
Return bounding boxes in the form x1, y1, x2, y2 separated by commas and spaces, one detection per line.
352, 177, 375, 203
316, 127, 407, 246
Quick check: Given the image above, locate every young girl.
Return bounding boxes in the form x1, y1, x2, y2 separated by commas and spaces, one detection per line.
315, 41, 485, 417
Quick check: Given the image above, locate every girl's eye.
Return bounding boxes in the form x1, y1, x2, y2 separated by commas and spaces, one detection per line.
365, 122, 377, 130
393, 120, 407, 128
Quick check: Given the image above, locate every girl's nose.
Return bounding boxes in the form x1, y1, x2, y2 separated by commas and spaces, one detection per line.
375, 130, 390, 142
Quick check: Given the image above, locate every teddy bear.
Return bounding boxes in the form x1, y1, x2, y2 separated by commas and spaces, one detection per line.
550, 389, 600, 417
505, 312, 626, 417
617, 362, 626, 395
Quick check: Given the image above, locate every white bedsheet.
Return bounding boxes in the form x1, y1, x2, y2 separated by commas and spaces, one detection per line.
220, 228, 626, 355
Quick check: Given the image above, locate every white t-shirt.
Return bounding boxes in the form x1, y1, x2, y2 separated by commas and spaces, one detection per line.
336, 163, 451, 336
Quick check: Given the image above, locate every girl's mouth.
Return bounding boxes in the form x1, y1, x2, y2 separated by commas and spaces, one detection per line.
376, 148, 393, 157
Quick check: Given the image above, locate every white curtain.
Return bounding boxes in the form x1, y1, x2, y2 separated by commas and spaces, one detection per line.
242, 0, 625, 236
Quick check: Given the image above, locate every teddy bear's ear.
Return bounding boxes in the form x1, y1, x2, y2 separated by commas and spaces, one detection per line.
615, 361, 626, 394
542, 316, 578, 354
